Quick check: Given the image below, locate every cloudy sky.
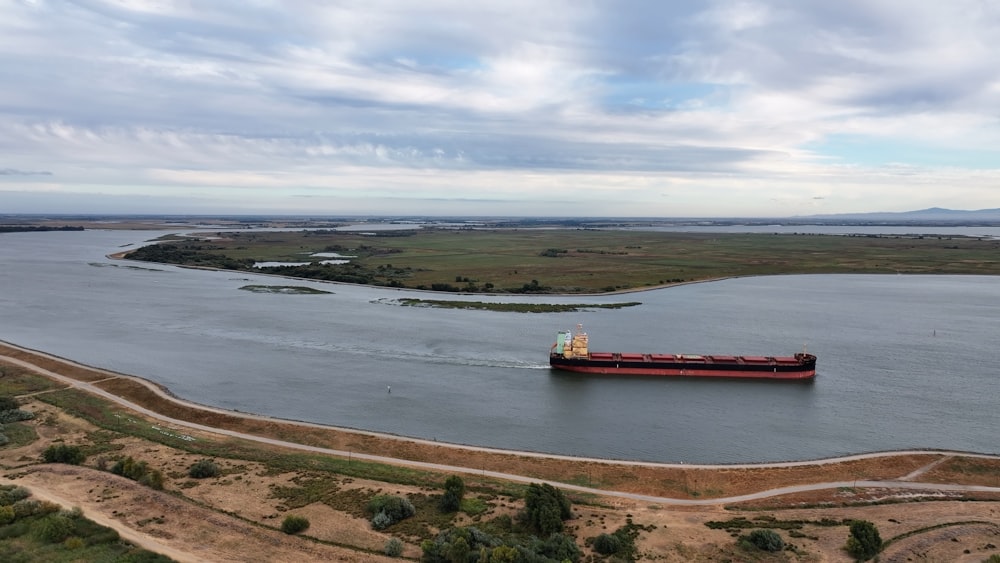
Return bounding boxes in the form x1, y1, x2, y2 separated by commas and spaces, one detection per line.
2, 1, 998, 217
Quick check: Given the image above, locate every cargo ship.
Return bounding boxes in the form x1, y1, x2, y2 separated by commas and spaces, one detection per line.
550, 325, 816, 380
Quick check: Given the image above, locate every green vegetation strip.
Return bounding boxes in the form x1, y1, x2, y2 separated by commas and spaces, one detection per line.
395, 298, 641, 312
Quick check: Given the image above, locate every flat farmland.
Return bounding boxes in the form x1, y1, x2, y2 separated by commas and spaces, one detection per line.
141, 228, 1000, 293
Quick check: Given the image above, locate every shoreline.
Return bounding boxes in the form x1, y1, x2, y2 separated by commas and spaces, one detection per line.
3, 338, 999, 475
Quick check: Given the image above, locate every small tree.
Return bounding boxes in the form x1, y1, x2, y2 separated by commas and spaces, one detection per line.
522, 483, 572, 536
845, 520, 882, 561
439, 475, 465, 512
281, 515, 310, 534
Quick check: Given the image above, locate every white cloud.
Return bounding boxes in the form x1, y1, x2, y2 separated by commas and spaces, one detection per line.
1, 1, 998, 216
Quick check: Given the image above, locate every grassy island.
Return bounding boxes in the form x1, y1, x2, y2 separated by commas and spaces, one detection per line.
125, 228, 1000, 294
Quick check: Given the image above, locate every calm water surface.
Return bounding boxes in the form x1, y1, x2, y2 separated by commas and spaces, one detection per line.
2, 229, 998, 463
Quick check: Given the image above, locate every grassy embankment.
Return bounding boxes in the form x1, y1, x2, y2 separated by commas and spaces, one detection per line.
130, 229, 1000, 295
4, 347, 1000, 500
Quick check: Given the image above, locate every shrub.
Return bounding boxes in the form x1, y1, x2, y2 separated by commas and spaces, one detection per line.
12, 499, 40, 519
845, 520, 882, 561
281, 515, 310, 535
384, 537, 404, 557
138, 470, 165, 490
0, 409, 34, 423
593, 532, 622, 555
746, 529, 785, 552
64, 536, 86, 550
188, 459, 221, 479
0, 485, 31, 506
41, 444, 85, 465
60, 506, 83, 520
111, 456, 164, 489
0, 396, 18, 412
538, 533, 581, 562
32, 514, 75, 543
420, 526, 581, 563
367, 495, 415, 529
0, 505, 15, 525
372, 510, 393, 530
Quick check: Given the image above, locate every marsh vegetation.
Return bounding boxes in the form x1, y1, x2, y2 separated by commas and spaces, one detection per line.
127, 228, 1000, 294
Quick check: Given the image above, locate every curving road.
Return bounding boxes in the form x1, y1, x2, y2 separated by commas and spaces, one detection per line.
4, 347, 1000, 506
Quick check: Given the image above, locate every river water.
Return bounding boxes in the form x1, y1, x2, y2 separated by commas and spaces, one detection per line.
1, 229, 998, 464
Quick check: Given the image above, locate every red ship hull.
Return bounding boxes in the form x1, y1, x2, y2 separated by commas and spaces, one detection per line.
548, 353, 816, 379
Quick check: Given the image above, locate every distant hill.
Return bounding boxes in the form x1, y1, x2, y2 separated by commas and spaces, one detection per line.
801, 208, 1000, 223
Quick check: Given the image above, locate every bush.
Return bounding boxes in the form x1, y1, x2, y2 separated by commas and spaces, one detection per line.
421, 526, 581, 563
138, 470, 165, 491
0, 396, 19, 412
281, 515, 310, 535
111, 456, 164, 490
12, 499, 41, 519
64, 536, 86, 550
384, 537, 404, 557
188, 459, 221, 479
538, 533, 581, 562
32, 514, 75, 543
0, 485, 31, 506
746, 529, 785, 552
0, 505, 15, 525
0, 408, 34, 423
845, 520, 882, 561
367, 495, 415, 529
593, 532, 622, 555
372, 510, 393, 530
41, 444, 86, 465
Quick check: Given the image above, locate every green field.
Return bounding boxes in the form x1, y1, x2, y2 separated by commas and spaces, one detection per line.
131, 228, 1000, 293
